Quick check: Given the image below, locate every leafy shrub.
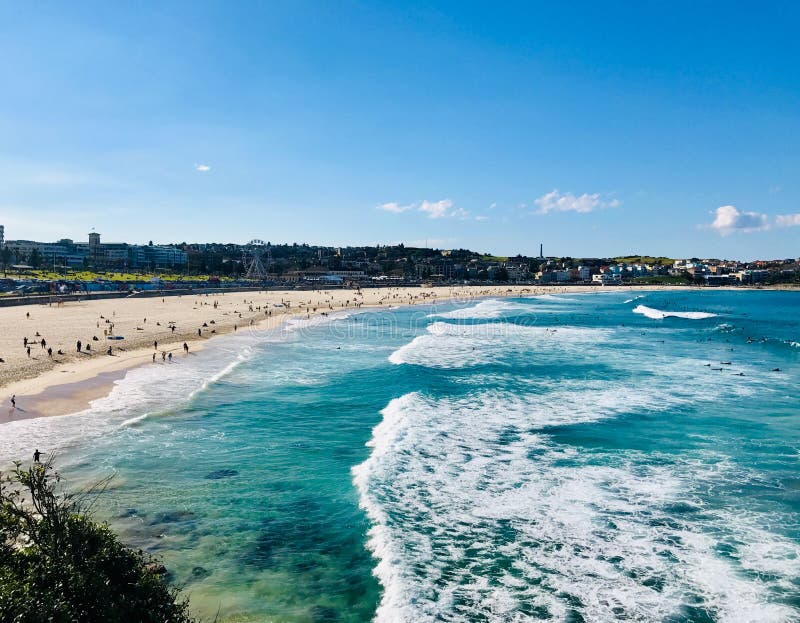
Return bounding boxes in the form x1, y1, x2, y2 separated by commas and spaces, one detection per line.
0, 459, 196, 623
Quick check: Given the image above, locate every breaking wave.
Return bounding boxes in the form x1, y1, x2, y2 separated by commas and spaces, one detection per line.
353, 388, 797, 622
633, 304, 718, 320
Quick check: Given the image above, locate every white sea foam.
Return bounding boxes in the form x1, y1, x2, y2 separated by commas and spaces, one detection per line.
426, 299, 528, 320
389, 322, 611, 369
119, 412, 151, 428
389, 322, 613, 368
354, 389, 799, 622
282, 308, 363, 332
623, 295, 644, 304
524, 293, 575, 303
0, 308, 379, 463
633, 304, 718, 320
359, 313, 791, 622
0, 332, 263, 463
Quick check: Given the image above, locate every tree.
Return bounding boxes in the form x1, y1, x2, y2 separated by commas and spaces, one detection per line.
494, 267, 509, 282
0, 459, 196, 623
29, 248, 42, 269
0, 247, 11, 275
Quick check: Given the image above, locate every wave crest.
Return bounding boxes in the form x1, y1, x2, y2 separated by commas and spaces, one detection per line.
633, 304, 717, 320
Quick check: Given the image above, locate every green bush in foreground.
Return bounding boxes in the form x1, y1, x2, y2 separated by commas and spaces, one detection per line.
0, 460, 196, 623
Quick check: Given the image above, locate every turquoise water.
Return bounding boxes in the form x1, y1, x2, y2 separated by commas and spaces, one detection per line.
2, 290, 799, 622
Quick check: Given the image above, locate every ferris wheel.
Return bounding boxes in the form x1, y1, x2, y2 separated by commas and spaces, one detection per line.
242, 239, 271, 280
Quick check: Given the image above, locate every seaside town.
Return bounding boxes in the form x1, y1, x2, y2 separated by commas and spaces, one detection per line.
1, 225, 798, 296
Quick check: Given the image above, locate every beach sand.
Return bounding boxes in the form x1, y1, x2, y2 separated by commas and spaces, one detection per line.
0, 284, 677, 421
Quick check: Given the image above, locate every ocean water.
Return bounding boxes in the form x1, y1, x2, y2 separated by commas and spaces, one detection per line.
1, 290, 799, 622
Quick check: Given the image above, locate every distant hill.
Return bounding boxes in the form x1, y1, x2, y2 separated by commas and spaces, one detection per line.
613, 255, 674, 266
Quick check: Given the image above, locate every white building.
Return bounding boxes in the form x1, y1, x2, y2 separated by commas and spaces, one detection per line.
592, 273, 622, 285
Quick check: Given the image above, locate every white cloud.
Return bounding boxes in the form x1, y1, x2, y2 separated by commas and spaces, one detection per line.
378, 198, 462, 219
475, 215, 489, 221
776, 213, 800, 227
708, 205, 770, 236
534, 189, 619, 214
418, 199, 454, 218
377, 201, 414, 213
195, 164, 211, 172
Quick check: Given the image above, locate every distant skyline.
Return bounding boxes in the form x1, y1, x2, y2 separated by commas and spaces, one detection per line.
1, 1, 799, 260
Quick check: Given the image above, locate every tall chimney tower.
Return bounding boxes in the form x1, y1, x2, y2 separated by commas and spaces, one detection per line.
539, 243, 543, 259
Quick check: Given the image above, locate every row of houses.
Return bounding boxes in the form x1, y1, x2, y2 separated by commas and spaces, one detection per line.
672, 258, 799, 285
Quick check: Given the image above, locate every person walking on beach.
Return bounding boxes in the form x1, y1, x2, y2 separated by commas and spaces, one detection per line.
23, 336, 27, 347
77, 340, 82, 353
183, 342, 189, 354
33, 449, 41, 463
26, 346, 31, 358
10, 395, 15, 409
41, 338, 46, 350
154, 340, 158, 350
152, 353, 156, 363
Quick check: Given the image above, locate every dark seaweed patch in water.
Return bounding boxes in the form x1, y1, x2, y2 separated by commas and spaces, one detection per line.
190, 566, 211, 581
241, 494, 378, 612
204, 469, 239, 480
263, 479, 304, 492
330, 445, 359, 459
310, 605, 339, 622
243, 496, 335, 567
148, 510, 196, 525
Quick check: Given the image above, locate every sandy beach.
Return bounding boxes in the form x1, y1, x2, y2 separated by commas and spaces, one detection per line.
0, 284, 682, 422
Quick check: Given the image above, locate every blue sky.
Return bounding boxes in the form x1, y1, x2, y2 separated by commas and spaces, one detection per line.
1, 1, 798, 259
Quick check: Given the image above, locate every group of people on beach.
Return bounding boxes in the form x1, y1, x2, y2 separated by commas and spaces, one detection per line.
3, 287, 541, 423
151, 341, 190, 364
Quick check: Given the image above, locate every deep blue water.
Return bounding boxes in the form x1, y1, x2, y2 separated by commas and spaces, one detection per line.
2, 290, 798, 622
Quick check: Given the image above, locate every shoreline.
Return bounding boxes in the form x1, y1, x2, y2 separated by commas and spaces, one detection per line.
0, 307, 304, 423
0, 284, 772, 424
